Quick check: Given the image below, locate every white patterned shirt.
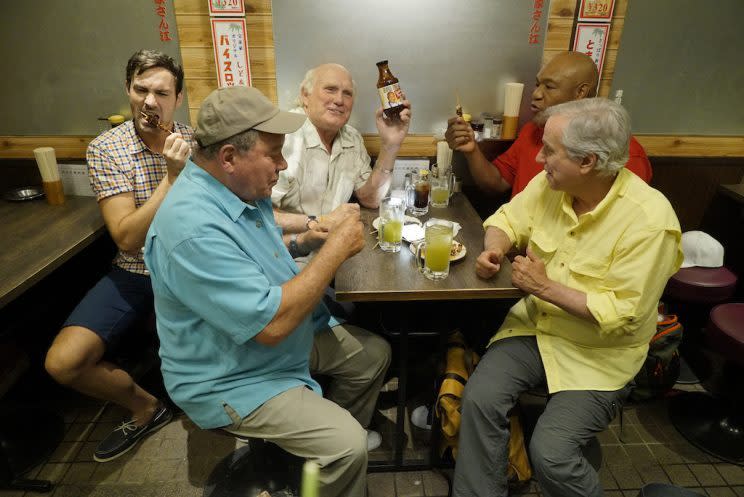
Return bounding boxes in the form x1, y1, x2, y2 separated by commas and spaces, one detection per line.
271, 114, 372, 216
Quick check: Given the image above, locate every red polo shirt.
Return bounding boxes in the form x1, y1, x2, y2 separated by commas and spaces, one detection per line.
493, 121, 652, 198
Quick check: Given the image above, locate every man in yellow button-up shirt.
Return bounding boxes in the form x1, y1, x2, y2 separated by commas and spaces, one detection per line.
453, 98, 682, 497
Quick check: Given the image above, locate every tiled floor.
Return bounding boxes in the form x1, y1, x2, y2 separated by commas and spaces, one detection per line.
2, 381, 744, 497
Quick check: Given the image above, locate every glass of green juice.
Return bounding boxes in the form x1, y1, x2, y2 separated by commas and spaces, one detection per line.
430, 172, 454, 208
415, 218, 454, 280
379, 196, 405, 253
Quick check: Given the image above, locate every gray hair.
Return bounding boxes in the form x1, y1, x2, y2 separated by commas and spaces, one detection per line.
196, 129, 259, 160
296, 63, 356, 106
544, 98, 631, 176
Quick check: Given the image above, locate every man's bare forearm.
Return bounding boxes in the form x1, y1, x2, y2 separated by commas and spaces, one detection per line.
257, 241, 347, 346
484, 226, 513, 254
536, 281, 596, 323
273, 209, 310, 233
355, 143, 399, 208
464, 148, 511, 194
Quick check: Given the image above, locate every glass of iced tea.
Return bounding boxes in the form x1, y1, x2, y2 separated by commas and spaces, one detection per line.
378, 196, 405, 253
415, 218, 454, 280
405, 169, 430, 216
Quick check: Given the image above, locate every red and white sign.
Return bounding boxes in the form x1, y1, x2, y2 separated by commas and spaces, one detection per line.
577, 0, 616, 22
210, 18, 252, 88
573, 22, 610, 78
208, 0, 245, 17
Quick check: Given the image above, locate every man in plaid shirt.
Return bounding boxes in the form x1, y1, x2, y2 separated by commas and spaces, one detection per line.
44, 50, 195, 462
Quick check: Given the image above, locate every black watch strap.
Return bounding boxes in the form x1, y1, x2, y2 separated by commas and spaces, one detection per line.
289, 233, 300, 257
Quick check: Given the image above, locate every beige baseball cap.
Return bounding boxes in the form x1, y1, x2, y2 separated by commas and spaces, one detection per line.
195, 86, 306, 146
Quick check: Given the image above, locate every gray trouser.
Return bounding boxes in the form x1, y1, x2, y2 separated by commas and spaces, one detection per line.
453, 336, 629, 497
223, 324, 391, 497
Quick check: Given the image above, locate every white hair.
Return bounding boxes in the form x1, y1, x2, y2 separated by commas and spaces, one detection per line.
544, 98, 631, 177
295, 63, 356, 107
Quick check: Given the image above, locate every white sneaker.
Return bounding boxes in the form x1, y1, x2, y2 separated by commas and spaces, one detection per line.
411, 405, 432, 430
366, 429, 382, 451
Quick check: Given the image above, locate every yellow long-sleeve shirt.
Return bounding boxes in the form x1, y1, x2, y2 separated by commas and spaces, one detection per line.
484, 169, 683, 392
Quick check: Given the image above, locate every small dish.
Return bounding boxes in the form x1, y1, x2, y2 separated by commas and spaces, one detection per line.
3, 186, 45, 202
402, 224, 425, 243
371, 215, 422, 232
409, 240, 467, 262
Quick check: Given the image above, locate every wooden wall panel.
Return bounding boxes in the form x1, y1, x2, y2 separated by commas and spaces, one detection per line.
185, 78, 276, 106
651, 157, 744, 231
0, 136, 90, 159
175, 0, 271, 15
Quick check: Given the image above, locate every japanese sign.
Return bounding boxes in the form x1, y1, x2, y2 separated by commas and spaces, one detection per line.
153, 0, 171, 41
210, 18, 252, 88
572, 23, 610, 78
209, 0, 245, 17
528, 0, 544, 45
577, 0, 616, 22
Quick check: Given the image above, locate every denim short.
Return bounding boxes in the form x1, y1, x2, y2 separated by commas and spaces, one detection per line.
63, 266, 154, 347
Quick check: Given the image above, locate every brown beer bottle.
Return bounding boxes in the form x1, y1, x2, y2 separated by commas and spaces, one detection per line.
376, 60, 404, 118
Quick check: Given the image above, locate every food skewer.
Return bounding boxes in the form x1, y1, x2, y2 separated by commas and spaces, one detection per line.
455, 90, 463, 117
140, 111, 173, 134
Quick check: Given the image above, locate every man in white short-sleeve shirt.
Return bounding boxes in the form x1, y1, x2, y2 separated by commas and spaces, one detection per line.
272, 63, 412, 224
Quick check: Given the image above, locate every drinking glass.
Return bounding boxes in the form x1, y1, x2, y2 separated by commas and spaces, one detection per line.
415, 218, 454, 280
405, 170, 430, 216
378, 196, 405, 253
430, 172, 455, 208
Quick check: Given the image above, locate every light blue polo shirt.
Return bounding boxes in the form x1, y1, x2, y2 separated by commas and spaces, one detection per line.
144, 160, 337, 429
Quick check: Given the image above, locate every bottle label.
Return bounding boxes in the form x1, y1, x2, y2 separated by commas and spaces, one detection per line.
378, 83, 403, 109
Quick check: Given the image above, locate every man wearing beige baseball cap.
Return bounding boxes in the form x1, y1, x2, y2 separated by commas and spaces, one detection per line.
145, 86, 391, 497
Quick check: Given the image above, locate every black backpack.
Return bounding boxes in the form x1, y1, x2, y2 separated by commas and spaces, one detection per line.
629, 312, 683, 402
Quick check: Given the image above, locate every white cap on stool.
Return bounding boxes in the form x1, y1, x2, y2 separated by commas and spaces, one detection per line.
680, 231, 724, 269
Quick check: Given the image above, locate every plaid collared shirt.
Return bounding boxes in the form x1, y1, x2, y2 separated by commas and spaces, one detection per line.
87, 120, 196, 275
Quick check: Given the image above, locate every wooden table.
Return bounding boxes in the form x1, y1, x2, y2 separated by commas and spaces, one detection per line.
334, 194, 521, 472
0, 195, 104, 309
0, 196, 104, 491
335, 193, 522, 302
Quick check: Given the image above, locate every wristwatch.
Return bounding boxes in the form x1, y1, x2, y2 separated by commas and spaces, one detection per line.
289, 233, 301, 257
305, 215, 318, 230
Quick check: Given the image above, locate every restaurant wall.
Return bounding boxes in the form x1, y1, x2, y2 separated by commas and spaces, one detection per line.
1, 0, 742, 159
0, 0, 190, 136
271, 0, 548, 136
612, 0, 744, 136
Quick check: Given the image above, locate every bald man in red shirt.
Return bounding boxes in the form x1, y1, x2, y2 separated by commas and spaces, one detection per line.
445, 51, 651, 198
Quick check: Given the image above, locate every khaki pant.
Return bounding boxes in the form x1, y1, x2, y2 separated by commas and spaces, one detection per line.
223, 324, 391, 497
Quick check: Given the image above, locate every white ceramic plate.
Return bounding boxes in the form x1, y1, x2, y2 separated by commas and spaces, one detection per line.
371, 215, 422, 231
409, 240, 467, 262
402, 224, 425, 243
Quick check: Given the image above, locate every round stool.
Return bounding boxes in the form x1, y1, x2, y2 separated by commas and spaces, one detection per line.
668, 303, 744, 464
665, 266, 738, 304
663, 266, 737, 382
